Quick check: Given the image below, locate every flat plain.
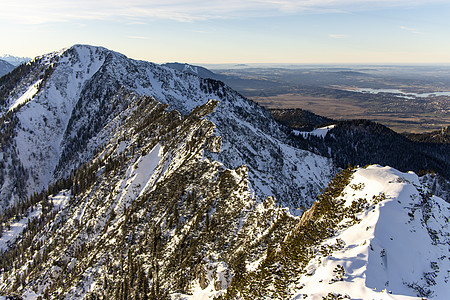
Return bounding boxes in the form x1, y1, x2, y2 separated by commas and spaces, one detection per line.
211, 65, 450, 133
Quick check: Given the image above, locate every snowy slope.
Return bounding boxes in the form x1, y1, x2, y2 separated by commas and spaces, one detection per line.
0, 97, 297, 299
0, 47, 108, 208
293, 165, 450, 299
0, 44, 333, 212
0, 191, 70, 252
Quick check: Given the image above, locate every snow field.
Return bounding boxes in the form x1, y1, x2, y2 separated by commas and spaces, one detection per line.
294, 165, 450, 299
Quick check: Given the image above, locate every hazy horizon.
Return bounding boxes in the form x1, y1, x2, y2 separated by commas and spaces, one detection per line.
2, 1, 450, 64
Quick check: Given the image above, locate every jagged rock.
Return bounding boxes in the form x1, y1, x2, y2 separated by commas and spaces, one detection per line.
296, 201, 320, 229
2, 45, 446, 300
0, 44, 333, 214
214, 280, 222, 291
204, 135, 222, 153
195, 265, 209, 290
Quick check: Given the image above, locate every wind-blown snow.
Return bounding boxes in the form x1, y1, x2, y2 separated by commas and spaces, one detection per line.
294, 165, 450, 299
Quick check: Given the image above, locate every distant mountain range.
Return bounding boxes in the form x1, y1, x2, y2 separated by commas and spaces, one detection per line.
0, 45, 448, 299
0, 54, 30, 77
0, 54, 30, 66
0, 59, 15, 77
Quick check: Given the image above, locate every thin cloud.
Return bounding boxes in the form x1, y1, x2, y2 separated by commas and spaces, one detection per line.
1, 0, 447, 24
128, 36, 152, 40
400, 26, 423, 34
190, 30, 209, 34
329, 34, 349, 39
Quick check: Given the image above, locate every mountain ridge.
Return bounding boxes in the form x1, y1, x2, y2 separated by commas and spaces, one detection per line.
159, 63, 450, 184
0, 44, 333, 213
0, 45, 448, 299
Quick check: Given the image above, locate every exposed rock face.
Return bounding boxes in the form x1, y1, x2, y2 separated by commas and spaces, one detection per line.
0, 45, 333, 214
294, 201, 319, 229
0, 93, 297, 299
0, 45, 448, 299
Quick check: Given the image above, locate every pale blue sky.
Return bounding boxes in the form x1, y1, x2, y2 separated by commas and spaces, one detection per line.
1, 0, 449, 63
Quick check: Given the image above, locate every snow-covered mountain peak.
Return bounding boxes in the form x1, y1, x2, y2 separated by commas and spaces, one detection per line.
294, 165, 450, 299
0, 44, 333, 212
1, 45, 448, 299
182, 63, 198, 74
